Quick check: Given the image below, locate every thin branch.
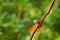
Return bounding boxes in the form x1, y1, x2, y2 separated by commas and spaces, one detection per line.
40, 0, 56, 23
30, 0, 56, 40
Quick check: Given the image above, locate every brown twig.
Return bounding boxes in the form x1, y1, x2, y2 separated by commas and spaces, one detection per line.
30, 0, 56, 40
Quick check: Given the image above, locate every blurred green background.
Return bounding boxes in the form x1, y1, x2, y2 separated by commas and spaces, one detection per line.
0, 0, 60, 40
